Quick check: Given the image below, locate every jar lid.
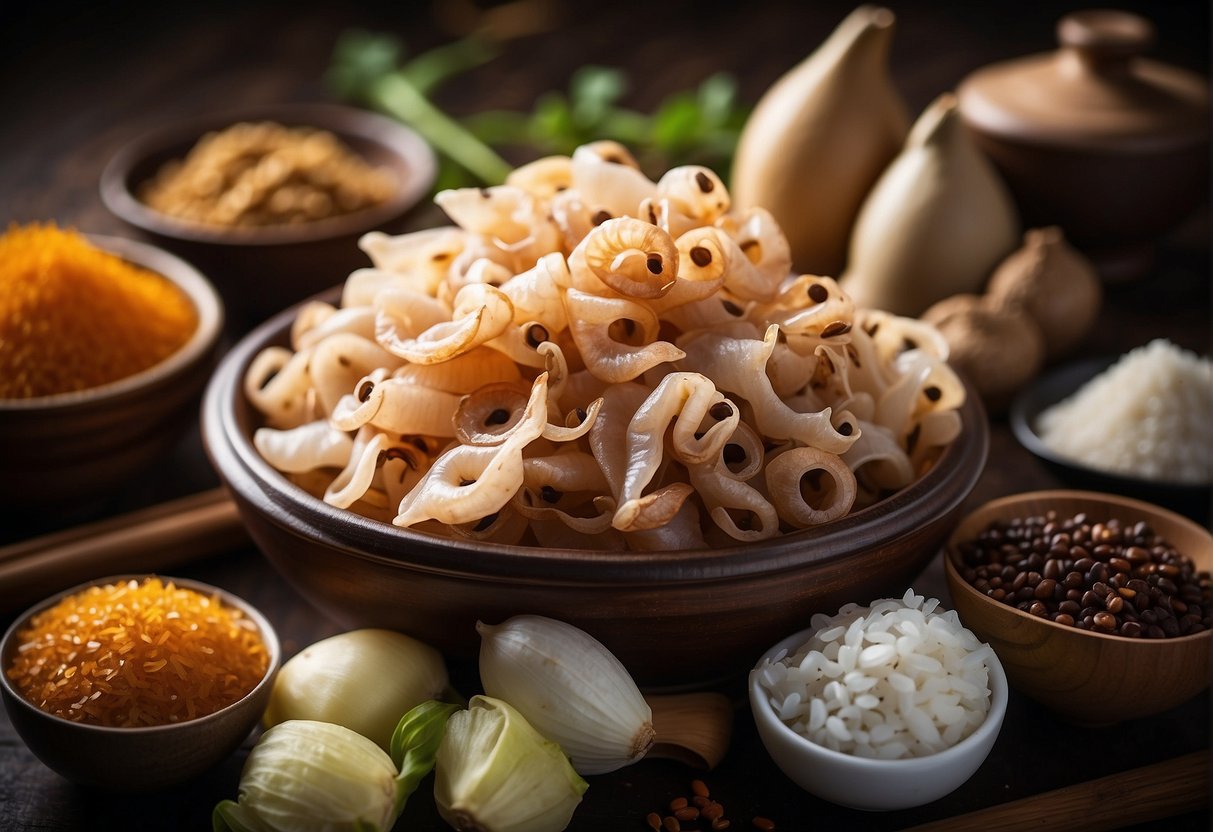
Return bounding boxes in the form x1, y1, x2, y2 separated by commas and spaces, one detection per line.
957, 10, 1209, 152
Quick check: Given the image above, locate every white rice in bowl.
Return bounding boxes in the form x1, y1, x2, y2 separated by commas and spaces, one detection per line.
754, 589, 994, 759
1036, 339, 1213, 484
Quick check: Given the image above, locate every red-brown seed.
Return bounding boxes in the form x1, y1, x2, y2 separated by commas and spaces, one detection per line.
675, 807, 700, 822
753, 818, 776, 831
692, 796, 710, 808
669, 797, 688, 812
691, 780, 710, 798
712, 821, 731, 831
646, 812, 662, 831
701, 802, 724, 821
663, 816, 681, 832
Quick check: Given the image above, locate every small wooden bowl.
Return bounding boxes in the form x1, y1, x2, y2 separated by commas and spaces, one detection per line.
202, 289, 990, 689
100, 102, 437, 327
0, 575, 280, 791
943, 490, 1211, 724
0, 235, 223, 518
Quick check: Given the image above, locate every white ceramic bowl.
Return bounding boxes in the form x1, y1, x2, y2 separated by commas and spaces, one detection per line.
748, 621, 1008, 811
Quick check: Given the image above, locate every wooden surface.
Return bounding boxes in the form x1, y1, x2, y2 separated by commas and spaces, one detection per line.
1, 1, 1209, 829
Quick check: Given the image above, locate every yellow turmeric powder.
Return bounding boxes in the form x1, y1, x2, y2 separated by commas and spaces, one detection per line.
0, 223, 198, 398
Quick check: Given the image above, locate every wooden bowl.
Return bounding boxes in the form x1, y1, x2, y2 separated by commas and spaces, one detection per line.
0, 575, 280, 791
943, 490, 1211, 724
202, 290, 990, 689
100, 102, 437, 328
0, 234, 223, 517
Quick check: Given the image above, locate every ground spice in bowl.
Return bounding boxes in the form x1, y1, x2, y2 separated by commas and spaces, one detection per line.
0, 223, 198, 399
5, 576, 269, 727
139, 120, 396, 228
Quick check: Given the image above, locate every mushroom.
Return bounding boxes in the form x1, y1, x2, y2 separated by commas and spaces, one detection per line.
986, 226, 1101, 362
921, 293, 1046, 413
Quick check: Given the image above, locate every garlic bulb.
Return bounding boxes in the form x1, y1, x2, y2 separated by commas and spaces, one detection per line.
477, 615, 654, 774
263, 628, 448, 751
213, 720, 401, 832
435, 696, 588, 832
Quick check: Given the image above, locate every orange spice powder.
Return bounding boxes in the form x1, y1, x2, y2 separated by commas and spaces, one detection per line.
0, 223, 198, 399
5, 577, 269, 727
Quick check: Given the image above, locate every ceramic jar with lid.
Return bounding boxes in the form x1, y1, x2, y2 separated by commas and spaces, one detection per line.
957, 10, 1209, 281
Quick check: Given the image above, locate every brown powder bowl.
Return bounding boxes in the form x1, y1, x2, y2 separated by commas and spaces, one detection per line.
943, 490, 1211, 725
100, 102, 437, 328
0, 235, 223, 519
0, 575, 280, 792
201, 292, 990, 690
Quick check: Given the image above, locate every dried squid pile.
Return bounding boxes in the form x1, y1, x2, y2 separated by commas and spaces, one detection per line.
245, 142, 965, 550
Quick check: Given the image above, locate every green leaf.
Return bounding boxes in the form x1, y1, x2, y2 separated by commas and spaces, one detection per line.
569, 65, 627, 128
697, 73, 739, 128
390, 700, 462, 815
326, 30, 404, 103
651, 94, 703, 152
400, 36, 499, 97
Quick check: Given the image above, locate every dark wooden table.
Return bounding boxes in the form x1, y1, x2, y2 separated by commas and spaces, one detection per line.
2, 1, 1209, 829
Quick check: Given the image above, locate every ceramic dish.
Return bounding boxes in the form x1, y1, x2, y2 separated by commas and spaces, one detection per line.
0, 575, 280, 791
748, 622, 1008, 811
0, 234, 223, 518
1009, 356, 1211, 522
201, 287, 990, 689
100, 102, 437, 326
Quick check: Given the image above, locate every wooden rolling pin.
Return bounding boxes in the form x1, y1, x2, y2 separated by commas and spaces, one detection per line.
901, 750, 1209, 832
0, 487, 248, 615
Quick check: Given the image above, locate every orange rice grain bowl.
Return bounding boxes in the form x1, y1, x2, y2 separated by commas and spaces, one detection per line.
0, 575, 280, 791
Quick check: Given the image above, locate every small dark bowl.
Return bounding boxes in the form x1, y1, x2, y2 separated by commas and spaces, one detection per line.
202, 290, 990, 689
0, 575, 280, 791
0, 235, 223, 514
100, 102, 437, 327
1010, 357, 1211, 523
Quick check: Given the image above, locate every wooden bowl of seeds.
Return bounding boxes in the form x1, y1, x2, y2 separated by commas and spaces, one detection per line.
943, 489, 1212, 724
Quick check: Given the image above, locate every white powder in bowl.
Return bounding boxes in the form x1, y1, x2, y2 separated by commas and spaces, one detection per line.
754, 589, 994, 759
1036, 339, 1213, 484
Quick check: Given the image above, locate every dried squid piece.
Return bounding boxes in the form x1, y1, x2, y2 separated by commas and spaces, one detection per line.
394, 374, 551, 528
612, 373, 737, 532
331, 370, 462, 437
662, 289, 753, 334
379, 442, 429, 510
570, 142, 658, 218
587, 382, 654, 511
499, 252, 571, 333
840, 421, 916, 492
550, 188, 596, 252
374, 286, 453, 348
435, 185, 561, 270
621, 498, 707, 552
715, 207, 792, 301
908, 410, 963, 469
293, 305, 378, 351
678, 326, 857, 455
244, 346, 318, 429
637, 196, 701, 240
448, 503, 531, 545
253, 420, 354, 473
564, 288, 685, 384
379, 283, 515, 365
454, 381, 533, 446
687, 460, 780, 542
513, 487, 616, 536
656, 165, 730, 225
876, 349, 966, 445
506, 155, 573, 200
310, 332, 401, 415
356, 227, 467, 297
857, 309, 951, 365
643, 227, 728, 316
391, 346, 522, 395
764, 446, 858, 528
324, 427, 392, 509
521, 451, 611, 496
753, 275, 856, 357
580, 218, 679, 300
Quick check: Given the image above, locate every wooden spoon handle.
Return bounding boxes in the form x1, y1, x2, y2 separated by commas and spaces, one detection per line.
0, 487, 247, 615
